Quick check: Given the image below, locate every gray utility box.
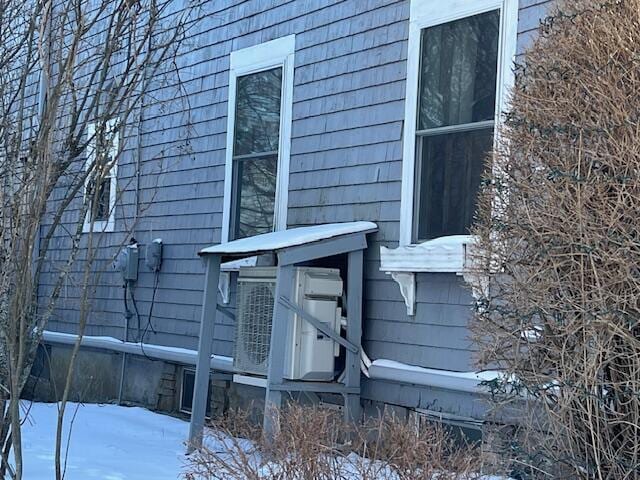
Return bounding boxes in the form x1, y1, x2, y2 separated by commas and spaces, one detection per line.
113, 243, 139, 282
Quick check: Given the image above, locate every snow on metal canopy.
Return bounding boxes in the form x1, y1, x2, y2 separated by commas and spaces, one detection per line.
200, 222, 377, 256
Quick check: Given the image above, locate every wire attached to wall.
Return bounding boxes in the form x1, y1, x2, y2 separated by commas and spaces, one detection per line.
140, 269, 160, 361
128, 282, 142, 341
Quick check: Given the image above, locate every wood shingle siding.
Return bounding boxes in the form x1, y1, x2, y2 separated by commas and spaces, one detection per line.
41, 0, 554, 415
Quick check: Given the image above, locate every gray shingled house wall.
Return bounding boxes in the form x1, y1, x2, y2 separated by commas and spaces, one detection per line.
40, 0, 556, 417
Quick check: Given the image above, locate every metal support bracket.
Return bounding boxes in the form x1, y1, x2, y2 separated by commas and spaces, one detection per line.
278, 295, 358, 354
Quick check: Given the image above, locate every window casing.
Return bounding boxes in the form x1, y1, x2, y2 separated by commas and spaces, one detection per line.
400, 0, 518, 246
221, 36, 295, 243
83, 119, 119, 233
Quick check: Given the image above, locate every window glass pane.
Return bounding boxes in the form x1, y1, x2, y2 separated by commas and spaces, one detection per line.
233, 155, 278, 239
94, 178, 110, 221
180, 369, 211, 415
418, 10, 499, 130
87, 177, 110, 222
416, 128, 493, 241
234, 68, 283, 156
88, 122, 116, 223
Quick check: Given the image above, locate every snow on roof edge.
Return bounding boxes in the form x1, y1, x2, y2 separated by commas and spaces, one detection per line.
199, 221, 377, 256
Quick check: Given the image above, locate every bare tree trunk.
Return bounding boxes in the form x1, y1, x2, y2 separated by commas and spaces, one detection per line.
8, 383, 21, 479
0, 400, 11, 479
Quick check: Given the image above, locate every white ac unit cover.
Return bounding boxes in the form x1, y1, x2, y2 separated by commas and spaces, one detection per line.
233, 266, 343, 381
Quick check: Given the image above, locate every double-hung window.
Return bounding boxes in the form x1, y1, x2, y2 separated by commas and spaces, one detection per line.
400, 0, 518, 246
83, 119, 119, 233
222, 36, 295, 242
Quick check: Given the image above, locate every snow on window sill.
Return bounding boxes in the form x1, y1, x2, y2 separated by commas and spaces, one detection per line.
82, 219, 115, 234
379, 235, 476, 316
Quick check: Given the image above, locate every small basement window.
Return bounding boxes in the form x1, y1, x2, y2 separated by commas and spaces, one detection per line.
180, 368, 212, 416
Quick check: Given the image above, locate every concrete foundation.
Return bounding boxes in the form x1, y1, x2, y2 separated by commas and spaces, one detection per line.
27, 344, 122, 404
26, 344, 186, 414
26, 344, 259, 419
26, 343, 484, 450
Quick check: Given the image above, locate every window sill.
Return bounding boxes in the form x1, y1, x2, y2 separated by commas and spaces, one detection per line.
380, 235, 476, 316
82, 220, 114, 234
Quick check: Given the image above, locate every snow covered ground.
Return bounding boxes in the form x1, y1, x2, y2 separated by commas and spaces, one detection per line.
18, 402, 190, 479
16, 402, 506, 480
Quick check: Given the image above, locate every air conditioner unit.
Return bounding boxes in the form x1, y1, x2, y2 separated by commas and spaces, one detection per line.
233, 266, 343, 381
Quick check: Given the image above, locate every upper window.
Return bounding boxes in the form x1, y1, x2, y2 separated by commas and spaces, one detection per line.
232, 67, 282, 239
222, 36, 295, 242
415, 11, 499, 241
83, 119, 119, 233
400, 0, 518, 246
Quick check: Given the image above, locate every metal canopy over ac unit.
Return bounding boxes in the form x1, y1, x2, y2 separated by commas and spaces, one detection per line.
188, 222, 377, 450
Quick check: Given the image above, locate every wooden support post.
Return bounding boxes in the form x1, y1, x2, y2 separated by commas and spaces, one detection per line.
264, 264, 295, 438
187, 254, 221, 452
344, 249, 364, 423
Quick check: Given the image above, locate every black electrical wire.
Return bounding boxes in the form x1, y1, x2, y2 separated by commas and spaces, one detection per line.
127, 281, 142, 342
140, 269, 160, 362
123, 283, 132, 325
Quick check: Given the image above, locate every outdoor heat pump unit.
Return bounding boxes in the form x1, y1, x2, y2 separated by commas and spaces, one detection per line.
233, 267, 343, 381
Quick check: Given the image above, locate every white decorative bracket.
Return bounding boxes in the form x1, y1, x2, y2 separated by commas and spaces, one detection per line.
390, 272, 416, 316
218, 272, 231, 304
217, 256, 259, 305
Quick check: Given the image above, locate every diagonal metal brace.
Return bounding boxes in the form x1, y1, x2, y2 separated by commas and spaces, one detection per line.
216, 305, 236, 322
278, 296, 359, 354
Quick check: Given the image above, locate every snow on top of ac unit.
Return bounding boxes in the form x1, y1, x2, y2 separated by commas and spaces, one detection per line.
200, 222, 378, 256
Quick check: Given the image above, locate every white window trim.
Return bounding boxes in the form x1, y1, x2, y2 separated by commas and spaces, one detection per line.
83, 119, 119, 233
381, 0, 518, 315
220, 35, 295, 244
399, 0, 518, 248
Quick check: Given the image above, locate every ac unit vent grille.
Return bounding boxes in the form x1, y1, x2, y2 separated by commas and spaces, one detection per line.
233, 279, 275, 376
